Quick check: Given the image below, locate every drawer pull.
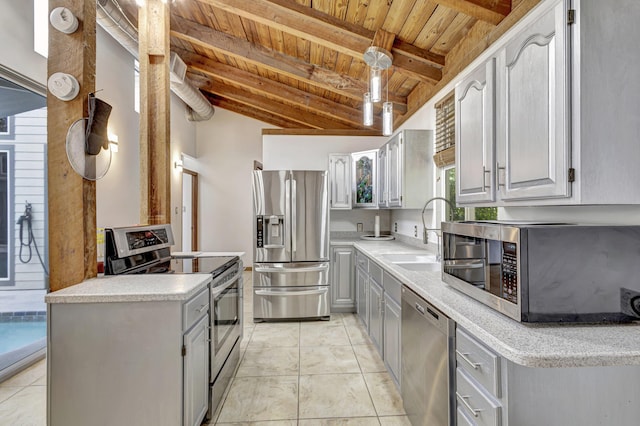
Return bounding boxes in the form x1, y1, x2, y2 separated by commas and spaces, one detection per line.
456, 392, 482, 417
196, 304, 207, 313
456, 350, 481, 369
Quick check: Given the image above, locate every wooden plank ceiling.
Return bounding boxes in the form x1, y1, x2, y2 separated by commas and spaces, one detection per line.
118, 0, 538, 132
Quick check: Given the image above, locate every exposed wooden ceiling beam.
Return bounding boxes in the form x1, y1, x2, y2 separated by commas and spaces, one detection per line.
175, 48, 381, 130
206, 95, 306, 128
435, 0, 512, 25
197, 0, 444, 83
262, 129, 386, 136
192, 75, 357, 129
170, 15, 408, 114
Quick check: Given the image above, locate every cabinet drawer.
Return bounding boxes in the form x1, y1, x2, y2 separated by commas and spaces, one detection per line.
382, 270, 401, 304
456, 327, 501, 397
183, 287, 209, 331
355, 251, 369, 272
369, 261, 382, 284
456, 367, 501, 426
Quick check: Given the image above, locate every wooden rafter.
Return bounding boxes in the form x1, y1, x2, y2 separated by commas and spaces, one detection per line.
175, 48, 382, 129
436, 0, 512, 25
206, 95, 308, 128
197, 0, 444, 82
170, 15, 408, 114
191, 75, 357, 129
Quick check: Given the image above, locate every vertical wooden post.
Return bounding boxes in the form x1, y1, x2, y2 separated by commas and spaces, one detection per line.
47, 0, 97, 292
139, 0, 171, 225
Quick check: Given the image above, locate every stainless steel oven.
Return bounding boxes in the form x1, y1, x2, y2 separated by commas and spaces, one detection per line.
442, 221, 640, 323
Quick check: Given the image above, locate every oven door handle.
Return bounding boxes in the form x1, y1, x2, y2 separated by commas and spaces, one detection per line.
210, 276, 240, 298
255, 288, 329, 296
254, 264, 329, 273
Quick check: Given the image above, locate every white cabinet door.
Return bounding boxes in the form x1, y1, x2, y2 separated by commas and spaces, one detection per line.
330, 246, 355, 312
183, 315, 209, 426
377, 147, 388, 208
329, 154, 352, 209
456, 58, 496, 204
352, 150, 378, 208
368, 278, 384, 356
497, 1, 571, 201
383, 294, 401, 387
356, 266, 369, 330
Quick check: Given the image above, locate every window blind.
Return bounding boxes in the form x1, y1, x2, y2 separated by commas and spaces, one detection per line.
433, 91, 455, 168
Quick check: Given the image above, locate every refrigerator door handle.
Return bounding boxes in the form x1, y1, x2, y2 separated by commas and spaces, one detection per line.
291, 178, 297, 254
254, 264, 329, 273
285, 177, 291, 257
255, 288, 329, 297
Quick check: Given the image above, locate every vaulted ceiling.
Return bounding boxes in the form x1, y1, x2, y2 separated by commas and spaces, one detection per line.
118, 0, 540, 132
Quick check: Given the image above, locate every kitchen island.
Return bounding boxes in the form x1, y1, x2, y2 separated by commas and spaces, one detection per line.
45, 274, 213, 426
333, 237, 640, 425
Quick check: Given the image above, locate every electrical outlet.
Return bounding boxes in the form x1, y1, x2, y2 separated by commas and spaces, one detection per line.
414, 225, 418, 237
394, 222, 398, 232
357, 223, 363, 232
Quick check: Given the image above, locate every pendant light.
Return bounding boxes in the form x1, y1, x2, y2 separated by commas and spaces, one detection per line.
363, 46, 393, 133
363, 92, 373, 126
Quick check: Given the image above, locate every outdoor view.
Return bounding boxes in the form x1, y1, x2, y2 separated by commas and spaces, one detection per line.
444, 167, 497, 221
0, 75, 48, 380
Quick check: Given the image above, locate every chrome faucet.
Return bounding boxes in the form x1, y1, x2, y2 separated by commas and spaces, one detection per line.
421, 197, 456, 260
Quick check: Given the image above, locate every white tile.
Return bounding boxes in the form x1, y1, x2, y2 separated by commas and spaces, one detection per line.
236, 347, 299, 377
0, 386, 46, 426
363, 373, 405, 416
299, 373, 376, 419
299, 418, 381, 425
352, 344, 386, 373
0, 359, 46, 388
300, 346, 360, 375
300, 323, 350, 347
216, 376, 298, 423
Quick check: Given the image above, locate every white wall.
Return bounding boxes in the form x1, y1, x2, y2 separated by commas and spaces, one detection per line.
0, 0, 46, 84
263, 135, 387, 170
195, 108, 275, 265
94, 26, 198, 264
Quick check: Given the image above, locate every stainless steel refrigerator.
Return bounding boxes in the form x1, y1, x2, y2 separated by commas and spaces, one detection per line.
252, 170, 330, 321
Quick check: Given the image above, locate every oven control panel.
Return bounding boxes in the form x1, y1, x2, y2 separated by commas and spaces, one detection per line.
501, 242, 518, 304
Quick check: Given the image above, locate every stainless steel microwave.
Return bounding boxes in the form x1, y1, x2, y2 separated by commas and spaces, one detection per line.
441, 221, 640, 323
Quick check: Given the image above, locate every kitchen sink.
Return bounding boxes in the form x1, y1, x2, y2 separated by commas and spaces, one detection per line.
394, 262, 441, 272
381, 253, 437, 263
380, 253, 440, 272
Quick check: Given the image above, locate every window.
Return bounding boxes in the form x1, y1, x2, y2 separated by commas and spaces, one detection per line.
0, 150, 10, 280
444, 166, 497, 221
0, 117, 9, 134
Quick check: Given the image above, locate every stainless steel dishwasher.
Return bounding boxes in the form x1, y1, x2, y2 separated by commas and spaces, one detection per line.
401, 285, 455, 426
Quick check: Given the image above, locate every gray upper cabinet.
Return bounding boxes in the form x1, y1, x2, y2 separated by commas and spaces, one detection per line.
456, 0, 640, 206
352, 150, 378, 208
329, 154, 352, 210
496, 0, 570, 201
456, 58, 496, 204
378, 129, 434, 209
377, 147, 388, 208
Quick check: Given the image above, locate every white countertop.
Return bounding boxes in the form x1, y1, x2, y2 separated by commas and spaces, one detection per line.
347, 239, 640, 368
45, 274, 212, 304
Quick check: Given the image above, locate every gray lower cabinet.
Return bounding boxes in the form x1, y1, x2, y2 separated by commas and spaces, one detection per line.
330, 245, 355, 312
47, 284, 211, 426
383, 292, 401, 386
368, 277, 384, 353
355, 250, 369, 330
456, 325, 640, 425
354, 251, 403, 390
183, 314, 210, 426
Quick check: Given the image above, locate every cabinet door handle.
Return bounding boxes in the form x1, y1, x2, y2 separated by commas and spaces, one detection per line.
456, 350, 482, 369
497, 163, 506, 188
196, 304, 207, 313
481, 166, 491, 192
456, 392, 482, 417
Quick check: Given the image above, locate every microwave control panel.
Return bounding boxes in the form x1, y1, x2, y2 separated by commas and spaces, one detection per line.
501, 242, 518, 304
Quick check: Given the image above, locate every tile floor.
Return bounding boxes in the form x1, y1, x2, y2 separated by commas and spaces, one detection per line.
0, 271, 410, 426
